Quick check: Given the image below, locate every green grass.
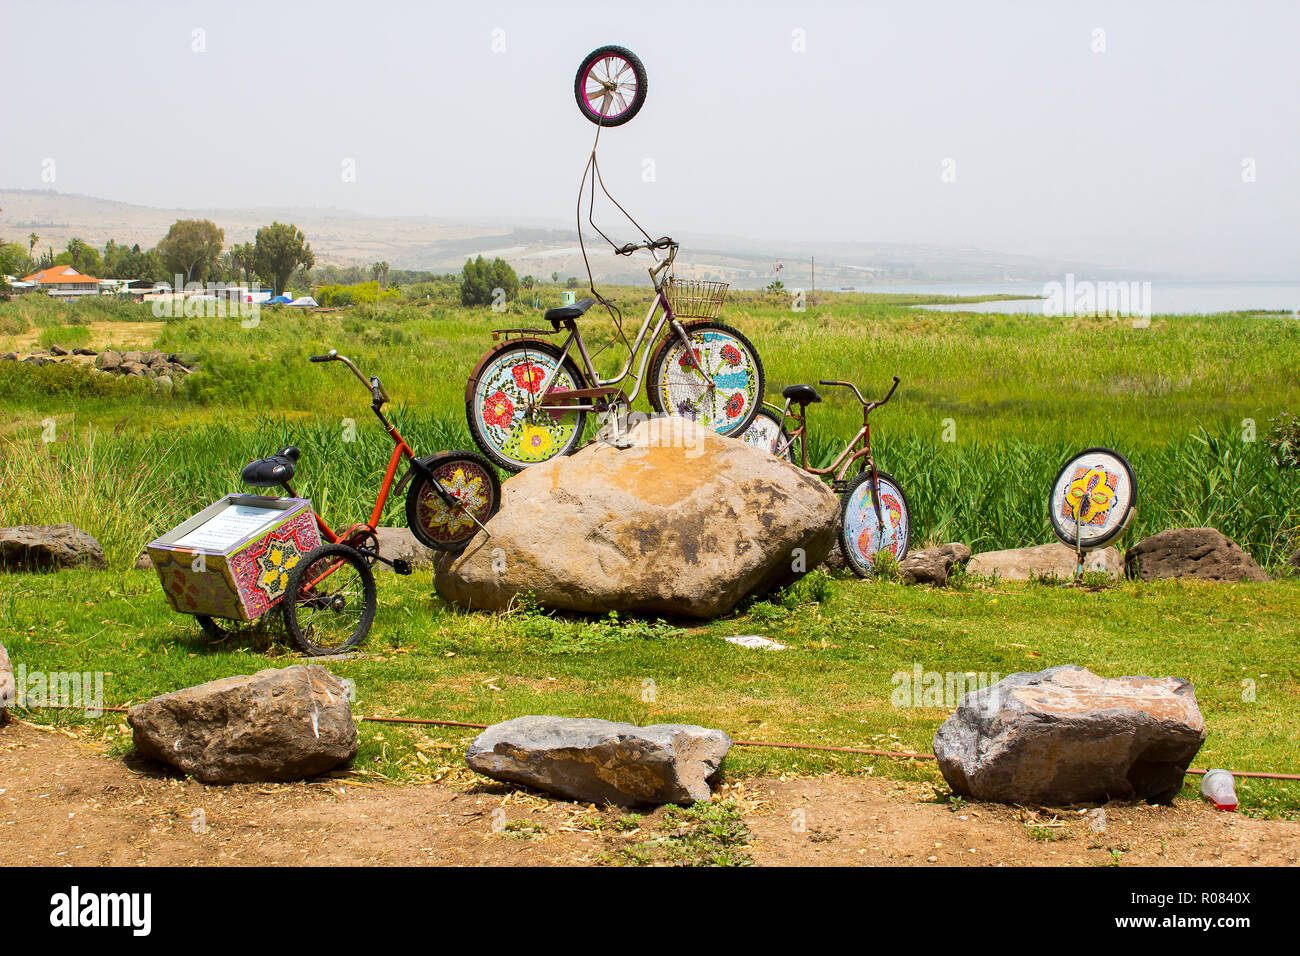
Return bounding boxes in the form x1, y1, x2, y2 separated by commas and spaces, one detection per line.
5, 567, 1299, 814
3, 289, 1299, 816
2, 293, 1297, 569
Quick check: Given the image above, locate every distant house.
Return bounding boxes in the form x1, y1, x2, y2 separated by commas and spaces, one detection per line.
22, 265, 103, 300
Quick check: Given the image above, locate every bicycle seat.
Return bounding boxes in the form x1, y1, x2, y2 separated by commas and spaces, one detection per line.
782, 384, 823, 406
241, 446, 300, 487
544, 297, 596, 322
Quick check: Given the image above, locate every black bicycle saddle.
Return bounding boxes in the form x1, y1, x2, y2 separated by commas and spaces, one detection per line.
782, 383, 823, 405
544, 297, 596, 322
241, 446, 300, 487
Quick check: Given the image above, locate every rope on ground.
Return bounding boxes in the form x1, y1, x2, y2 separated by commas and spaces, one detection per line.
14, 704, 1300, 781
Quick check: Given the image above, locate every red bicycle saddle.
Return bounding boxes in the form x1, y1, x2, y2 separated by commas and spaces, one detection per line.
241, 446, 300, 487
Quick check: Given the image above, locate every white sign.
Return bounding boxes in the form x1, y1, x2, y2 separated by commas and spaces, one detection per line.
173, 503, 284, 552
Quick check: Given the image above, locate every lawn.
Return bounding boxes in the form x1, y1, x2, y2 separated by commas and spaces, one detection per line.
2, 289, 1298, 815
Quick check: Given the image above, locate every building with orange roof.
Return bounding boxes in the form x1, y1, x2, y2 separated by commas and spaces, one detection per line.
22, 265, 103, 299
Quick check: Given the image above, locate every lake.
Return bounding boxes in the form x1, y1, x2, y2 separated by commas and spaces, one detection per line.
855, 280, 1299, 315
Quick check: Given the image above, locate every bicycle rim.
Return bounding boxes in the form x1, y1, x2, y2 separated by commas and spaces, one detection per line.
288, 550, 374, 653
411, 454, 498, 550
841, 472, 911, 575
652, 325, 762, 436
470, 344, 586, 469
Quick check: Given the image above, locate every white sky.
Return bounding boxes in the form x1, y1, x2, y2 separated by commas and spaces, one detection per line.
2, 0, 1297, 277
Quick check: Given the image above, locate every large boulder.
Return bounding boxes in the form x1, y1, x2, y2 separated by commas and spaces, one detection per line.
0, 644, 14, 721
967, 541, 1121, 581
467, 715, 731, 807
128, 665, 357, 784
901, 543, 972, 585
0, 525, 106, 571
436, 417, 840, 618
933, 664, 1205, 806
1125, 527, 1269, 582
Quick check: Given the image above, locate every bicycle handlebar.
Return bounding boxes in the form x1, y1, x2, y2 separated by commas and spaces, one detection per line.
309, 348, 389, 408
818, 375, 901, 409
614, 236, 675, 256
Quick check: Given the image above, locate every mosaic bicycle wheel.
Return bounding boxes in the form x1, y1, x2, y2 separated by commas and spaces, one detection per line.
406, 451, 500, 552
1048, 447, 1137, 550
647, 321, 764, 437
739, 406, 794, 462
840, 470, 911, 578
467, 341, 588, 472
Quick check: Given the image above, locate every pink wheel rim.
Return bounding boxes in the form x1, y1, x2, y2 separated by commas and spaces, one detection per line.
583, 54, 638, 119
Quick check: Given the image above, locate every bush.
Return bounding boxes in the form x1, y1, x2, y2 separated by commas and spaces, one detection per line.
460, 256, 519, 307
1268, 413, 1300, 469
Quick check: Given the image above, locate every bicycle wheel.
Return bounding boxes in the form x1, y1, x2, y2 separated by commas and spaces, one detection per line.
739, 406, 794, 462
575, 45, 647, 127
1047, 447, 1137, 550
406, 450, 501, 553
466, 340, 589, 472
282, 543, 377, 656
840, 470, 911, 578
647, 321, 764, 437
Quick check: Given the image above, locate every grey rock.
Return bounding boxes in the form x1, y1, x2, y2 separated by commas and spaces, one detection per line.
21, 355, 51, 366
1126, 527, 1268, 582
0, 643, 14, 719
95, 350, 122, 371
0, 524, 107, 571
0, 352, 17, 362
134, 550, 153, 570
128, 665, 358, 784
144, 349, 166, 367
72, 347, 97, 356
153, 375, 173, 391
1290, 548, 1300, 576
437, 418, 840, 619
123, 350, 145, 365
374, 526, 436, 570
467, 715, 732, 807
933, 664, 1205, 807
968, 541, 1122, 581
901, 542, 972, 585
49, 344, 68, 356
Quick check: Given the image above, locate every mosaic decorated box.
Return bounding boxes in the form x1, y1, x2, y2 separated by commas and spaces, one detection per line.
146, 495, 322, 622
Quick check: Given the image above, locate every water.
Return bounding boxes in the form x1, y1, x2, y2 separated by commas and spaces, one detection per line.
851, 280, 1300, 315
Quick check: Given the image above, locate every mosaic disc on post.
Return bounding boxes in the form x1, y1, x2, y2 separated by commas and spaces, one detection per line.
1048, 447, 1137, 550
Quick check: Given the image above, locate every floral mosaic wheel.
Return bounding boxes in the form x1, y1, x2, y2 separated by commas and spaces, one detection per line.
647, 321, 764, 437
1048, 447, 1137, 550
467, 341, 589, 472
840, 470, 911, 578
739, 406, 794, 462
406, 450, 500, 552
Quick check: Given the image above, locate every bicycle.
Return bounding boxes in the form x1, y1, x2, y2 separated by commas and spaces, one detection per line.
465, 238, 765, 471
206, 349, 500, 655
740, 375, 911, 577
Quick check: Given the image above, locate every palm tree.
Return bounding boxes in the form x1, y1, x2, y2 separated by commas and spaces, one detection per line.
27, 233, 38, 259
65, 238, 86, 270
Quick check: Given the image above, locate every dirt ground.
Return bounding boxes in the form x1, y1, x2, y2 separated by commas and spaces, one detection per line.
3, 720, 1297, 867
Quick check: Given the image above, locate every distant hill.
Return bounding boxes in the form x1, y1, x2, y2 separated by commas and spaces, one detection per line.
1, 188, 1121, 289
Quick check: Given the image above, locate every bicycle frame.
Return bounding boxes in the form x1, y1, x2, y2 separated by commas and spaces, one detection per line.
770, 400, 875, 493
527, 245, 716, 414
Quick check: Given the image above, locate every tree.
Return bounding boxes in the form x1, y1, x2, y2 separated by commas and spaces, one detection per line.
230, 242, 257, 285
27, 233, 38, 260
253, 222, 314, 296
157, 219, 224, 284
460, 255, 519, 306
551, 271, 559, 284
371, 261, 390, 288
65, 238, 87, 270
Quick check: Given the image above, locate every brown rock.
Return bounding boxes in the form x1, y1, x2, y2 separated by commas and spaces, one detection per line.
0, 525, 107, 571
967, 541, 1121, 581
933, 664, 1206, 806
128, 666, 357, 784
900, 542, 972, 585
1125, 528, 1268, 582
436, 417, 840, 619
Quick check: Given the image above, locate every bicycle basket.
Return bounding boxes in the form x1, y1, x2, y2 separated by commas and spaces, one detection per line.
664, 277, 729, 319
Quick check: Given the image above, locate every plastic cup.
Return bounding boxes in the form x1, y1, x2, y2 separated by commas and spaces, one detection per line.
1200, 769, 1238, 811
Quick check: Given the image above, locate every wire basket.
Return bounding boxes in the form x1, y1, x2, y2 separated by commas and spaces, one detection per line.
664, 277, 729, 319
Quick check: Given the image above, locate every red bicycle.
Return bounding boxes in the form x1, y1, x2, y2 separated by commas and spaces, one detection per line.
224, 349, 500, 654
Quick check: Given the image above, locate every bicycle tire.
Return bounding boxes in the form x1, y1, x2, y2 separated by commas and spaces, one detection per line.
647, 320, 765, 437
1047, 446, 1137, 550
574, 45, 647, 127
839, 470, 912, 578
406, 450, 501, 552
739, 405, 794, 462
466, 339, 590, 472
282, 543, 377, 656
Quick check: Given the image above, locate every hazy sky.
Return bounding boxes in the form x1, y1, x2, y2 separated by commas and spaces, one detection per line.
3, 0, 1297, 277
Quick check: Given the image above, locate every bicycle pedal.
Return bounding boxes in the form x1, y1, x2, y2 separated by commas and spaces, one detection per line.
392, 558, 413, 575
